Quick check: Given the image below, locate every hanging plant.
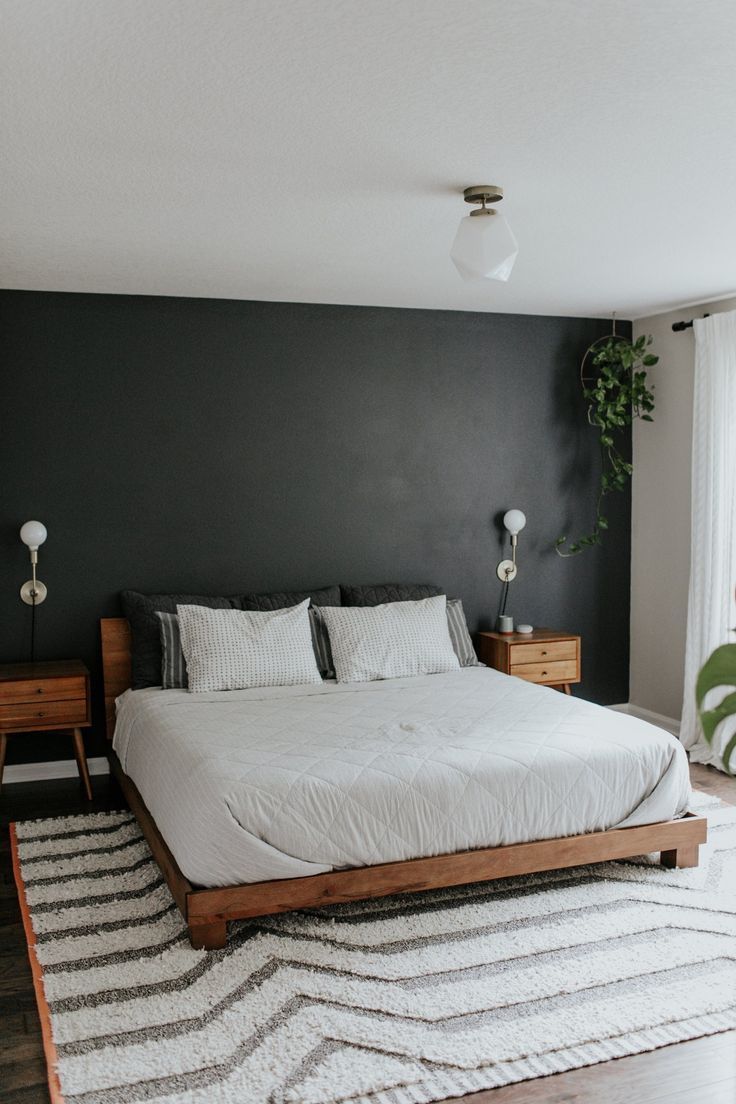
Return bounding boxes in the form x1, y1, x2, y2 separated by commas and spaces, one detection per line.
556, 330, 658, 556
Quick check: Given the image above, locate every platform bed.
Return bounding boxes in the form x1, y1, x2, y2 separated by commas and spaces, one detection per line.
101, 617, 707, 950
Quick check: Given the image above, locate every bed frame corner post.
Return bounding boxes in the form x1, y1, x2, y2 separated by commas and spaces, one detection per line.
187, 918, 228, 950
660, 843, 700, 869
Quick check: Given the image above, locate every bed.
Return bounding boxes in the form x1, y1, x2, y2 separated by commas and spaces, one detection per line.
101, 617, 706, 949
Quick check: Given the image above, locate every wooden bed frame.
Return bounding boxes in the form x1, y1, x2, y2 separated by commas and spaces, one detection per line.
100, 617, 707, 950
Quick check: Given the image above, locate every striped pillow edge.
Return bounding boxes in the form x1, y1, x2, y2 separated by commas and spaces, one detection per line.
446, 598, 482, 667
156, 611, 188, 689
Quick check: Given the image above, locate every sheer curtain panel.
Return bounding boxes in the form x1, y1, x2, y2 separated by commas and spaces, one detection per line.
681, 310, 736, 771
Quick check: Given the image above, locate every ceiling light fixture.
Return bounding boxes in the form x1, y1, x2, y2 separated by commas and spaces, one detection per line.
451, 185, 518, 283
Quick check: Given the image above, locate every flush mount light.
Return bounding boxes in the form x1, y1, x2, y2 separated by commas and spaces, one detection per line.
451, 185, 518, 283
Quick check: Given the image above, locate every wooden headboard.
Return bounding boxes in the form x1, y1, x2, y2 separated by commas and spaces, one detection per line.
100, 618, 132, 740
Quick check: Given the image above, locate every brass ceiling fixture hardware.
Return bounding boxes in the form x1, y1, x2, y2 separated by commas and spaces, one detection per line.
463, 184, 504, 213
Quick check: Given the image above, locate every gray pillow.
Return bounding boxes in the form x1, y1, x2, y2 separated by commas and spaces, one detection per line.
157, 605, 337, 688
121, 590, 238, 690
321, 598, 460, 683
340, 583, 442, 606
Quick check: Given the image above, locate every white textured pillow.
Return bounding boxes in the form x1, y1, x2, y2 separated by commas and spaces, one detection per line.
177, 601, 322, 692
321, 596, 460, 683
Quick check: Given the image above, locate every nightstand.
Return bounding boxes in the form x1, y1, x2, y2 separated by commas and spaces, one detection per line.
0, 660, 93, 798
476, 629, 581, 694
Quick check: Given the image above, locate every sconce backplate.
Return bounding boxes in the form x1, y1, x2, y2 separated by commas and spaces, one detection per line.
20, 580, 47, 605
496, 560, 517, 583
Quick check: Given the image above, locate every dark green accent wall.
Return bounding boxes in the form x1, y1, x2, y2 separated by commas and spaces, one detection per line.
0, 291, 631, 766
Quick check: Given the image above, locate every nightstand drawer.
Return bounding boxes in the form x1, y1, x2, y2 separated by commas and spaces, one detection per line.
509, 640, 577, 666
0, 698, 88, 728
511, 659, 578, 684
0, 676, 86, 704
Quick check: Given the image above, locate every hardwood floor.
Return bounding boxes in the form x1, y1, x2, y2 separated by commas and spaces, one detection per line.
0, 762, 734, 1104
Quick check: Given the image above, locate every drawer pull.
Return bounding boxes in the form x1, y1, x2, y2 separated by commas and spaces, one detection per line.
37, 687, 44, 694
541, 650, 547, 656
36, 711, 45, 718
542, 671, 547, 676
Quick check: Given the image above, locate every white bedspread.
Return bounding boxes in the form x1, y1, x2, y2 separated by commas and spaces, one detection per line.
113, 667, 691, 888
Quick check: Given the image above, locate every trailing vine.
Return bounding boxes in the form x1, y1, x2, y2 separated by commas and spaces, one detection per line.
556, 332, 658, 556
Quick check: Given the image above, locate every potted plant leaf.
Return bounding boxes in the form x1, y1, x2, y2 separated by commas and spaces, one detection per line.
697, 625, 736, 775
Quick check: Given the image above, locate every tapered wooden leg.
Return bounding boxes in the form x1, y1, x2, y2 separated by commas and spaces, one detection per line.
661, 844, 700, 869
563, 683, 572, 695
0, 733, 6, 792
72, 728, 93, 801
188, 920, 228, 950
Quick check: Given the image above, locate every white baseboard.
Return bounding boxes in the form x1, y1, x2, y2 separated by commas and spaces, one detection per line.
608, 703, 681, 737
3, 756, 110, 786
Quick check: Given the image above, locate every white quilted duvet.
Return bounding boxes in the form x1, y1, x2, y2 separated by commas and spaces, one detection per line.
113, 667, 691, 888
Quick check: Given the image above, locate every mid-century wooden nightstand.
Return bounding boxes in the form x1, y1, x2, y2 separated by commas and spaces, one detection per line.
476, 629, 581, 694
0, 660, 93, 798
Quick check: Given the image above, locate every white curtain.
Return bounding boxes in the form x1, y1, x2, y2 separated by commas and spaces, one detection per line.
681, 310, 736, 771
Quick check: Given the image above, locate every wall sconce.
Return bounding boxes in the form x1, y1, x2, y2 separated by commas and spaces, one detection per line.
497, 509, 526, 583
20, 520, 48, 606
496, 509, 526, 632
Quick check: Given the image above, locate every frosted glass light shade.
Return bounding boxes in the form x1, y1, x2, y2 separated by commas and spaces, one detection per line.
20, 520, 47, 550
451, 212, 518, 282
503, 509, 526, 536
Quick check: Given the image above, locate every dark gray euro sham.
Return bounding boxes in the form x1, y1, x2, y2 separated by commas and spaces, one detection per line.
239, 586, 341, 611
340, 582, 443, 606
121, 590, 238, 690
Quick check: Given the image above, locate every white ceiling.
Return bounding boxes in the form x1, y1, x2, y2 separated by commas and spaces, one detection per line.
3, 0, 736, 318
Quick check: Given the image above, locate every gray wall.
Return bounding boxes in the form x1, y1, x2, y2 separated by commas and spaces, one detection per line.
0, 291, 631, 765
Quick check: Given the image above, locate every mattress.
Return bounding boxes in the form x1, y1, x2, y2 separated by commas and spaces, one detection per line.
113, 667, 691, 888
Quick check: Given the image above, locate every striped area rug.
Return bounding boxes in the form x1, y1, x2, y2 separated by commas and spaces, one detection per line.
11, 798, 736, 1104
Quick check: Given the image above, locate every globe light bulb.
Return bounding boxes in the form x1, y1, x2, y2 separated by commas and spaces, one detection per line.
20, 520, 48, 551
503, 510, 526, 536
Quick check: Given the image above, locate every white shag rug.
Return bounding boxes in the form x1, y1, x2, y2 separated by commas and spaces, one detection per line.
11, 795, 736, 1104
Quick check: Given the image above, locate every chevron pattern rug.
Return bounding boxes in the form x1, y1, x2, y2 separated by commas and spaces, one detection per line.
11, 797, 736, 1104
